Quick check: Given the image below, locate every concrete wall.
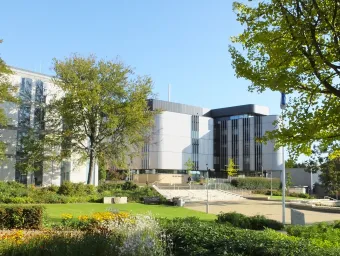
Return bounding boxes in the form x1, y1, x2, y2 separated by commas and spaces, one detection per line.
135, 111, 213, 171
133, 173, 189, 184
261, 115, 283, 172
272, 168, 320, 187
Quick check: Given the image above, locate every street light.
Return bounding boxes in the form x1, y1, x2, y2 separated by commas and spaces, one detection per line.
206, 164, 209, 213
206, 164, 215, 213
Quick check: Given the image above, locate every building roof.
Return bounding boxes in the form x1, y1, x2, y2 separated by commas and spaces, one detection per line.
148, 99, 269, 117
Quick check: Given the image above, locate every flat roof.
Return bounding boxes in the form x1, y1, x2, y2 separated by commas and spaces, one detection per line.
148, 99, 270, 117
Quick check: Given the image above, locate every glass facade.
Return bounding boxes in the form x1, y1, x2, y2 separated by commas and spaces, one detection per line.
213, 114, 263, 176
15, 78, 45, 185
191, 115, 199, 170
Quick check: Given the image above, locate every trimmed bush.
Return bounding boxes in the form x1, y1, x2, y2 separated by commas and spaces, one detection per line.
231, 177, 281, 190
217, 212, 284, 230
162, 217, 340, 256
0, 205, 44, 229
0, 181, 163, 204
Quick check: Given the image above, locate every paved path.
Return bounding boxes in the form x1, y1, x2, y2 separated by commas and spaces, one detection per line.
185, 200, 340, 224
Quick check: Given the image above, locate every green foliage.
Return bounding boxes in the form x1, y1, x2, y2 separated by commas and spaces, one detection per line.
51, 55, 156, 184
227, 158, 238, 177
216, 212, 283, 231
253, 189, 313, 198
184, 158, 195, 175
287, 222, 340, 247
231, 177, 281, 190
121, 181, 138, 190
286, 172, 293, 189
0, 40, 17, 161
0, 181, 161, 204
162, 217, 340, 256
229, 1, 340, 157
0, 205, 44, 229
57, 181, 96, 196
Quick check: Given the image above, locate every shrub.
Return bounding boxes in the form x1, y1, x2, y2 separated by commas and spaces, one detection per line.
217, 212, 283, 230
286, 222, 340, 245
57, 182, 97, 196
0, 205, 44, 229
231, 177, 281, 190
121, 181, 138, 190
97, 183, 122, 193
162, 217, 340, 256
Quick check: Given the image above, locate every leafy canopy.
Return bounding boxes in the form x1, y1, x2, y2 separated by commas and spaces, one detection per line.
0, 39, 17, 161
230, 0, 340, 157
51, 55, 156, 184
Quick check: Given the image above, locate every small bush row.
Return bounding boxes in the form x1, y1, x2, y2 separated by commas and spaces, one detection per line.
161, 217, 340, 256
231, 177, 281, 190
0, 205, 44, 229
216, 212, 284, 230
0, 181, 162, 204
252, 189, 314, 198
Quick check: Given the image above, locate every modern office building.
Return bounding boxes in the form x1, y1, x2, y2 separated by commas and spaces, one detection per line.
0, 67, 98, 186
132, 100, 283, 177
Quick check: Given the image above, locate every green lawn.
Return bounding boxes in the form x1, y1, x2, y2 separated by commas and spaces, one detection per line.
44, 203, 216, 222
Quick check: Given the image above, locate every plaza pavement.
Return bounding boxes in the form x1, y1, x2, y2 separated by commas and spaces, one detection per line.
185, 200, 340, 224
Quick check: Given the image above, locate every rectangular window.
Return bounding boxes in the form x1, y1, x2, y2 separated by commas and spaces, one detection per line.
35, 80, 44, 103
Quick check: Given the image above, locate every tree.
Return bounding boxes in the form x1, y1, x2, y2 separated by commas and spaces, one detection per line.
51, 55, 156, 184
286, 172, 293, 192
285, 159, 295, 168
286, 158, 307, 168
305, 147, 340, 198
229, 1, 340, 157
15, 128, 62, 184
226, 158, 238, 178
0, 39, 17, 160
319, 157, 340, 199
184, 158, 195, 176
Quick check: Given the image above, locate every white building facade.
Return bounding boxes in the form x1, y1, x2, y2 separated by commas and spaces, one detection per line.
0, 68, 97, 186
132, 100, 283, 177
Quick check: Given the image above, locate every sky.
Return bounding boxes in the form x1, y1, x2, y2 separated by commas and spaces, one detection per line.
0, 0, 282, 115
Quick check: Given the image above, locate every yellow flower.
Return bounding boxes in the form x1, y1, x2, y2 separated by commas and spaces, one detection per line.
61, 213, 73, 220
78, 215, 89, 221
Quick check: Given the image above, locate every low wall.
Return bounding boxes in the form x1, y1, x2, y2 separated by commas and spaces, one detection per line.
133, 174, 189, 184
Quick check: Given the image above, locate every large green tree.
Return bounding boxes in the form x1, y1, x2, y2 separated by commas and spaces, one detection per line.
0, 40, 17, 160
51, 55, 156, 184
229, 0, 340, 157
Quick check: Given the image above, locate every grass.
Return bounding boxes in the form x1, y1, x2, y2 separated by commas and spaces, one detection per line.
44, 203, 216, 223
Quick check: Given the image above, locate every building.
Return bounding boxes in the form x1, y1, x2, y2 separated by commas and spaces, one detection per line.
131, 100, 283, 178
0, 67, 282, 186
0, 67, 98, 186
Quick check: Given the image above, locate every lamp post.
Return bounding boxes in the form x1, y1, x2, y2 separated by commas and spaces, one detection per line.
206, 164, 209, 213
280, 92, 286, 225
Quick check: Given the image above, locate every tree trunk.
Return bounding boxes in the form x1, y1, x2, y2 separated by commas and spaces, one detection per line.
87, 147, 94, 185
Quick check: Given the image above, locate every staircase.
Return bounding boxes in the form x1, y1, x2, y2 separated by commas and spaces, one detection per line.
153, 185, 246, 203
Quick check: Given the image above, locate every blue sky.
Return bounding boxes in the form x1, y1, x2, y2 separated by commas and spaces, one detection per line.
0, 0, 282, 115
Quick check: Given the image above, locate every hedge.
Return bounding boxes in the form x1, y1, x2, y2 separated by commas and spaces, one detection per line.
0, 205, 44, 229
231, 177, 281, 190
216, 212, 284, 230
161, 217, 340, 256
0, 181, 163, 204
